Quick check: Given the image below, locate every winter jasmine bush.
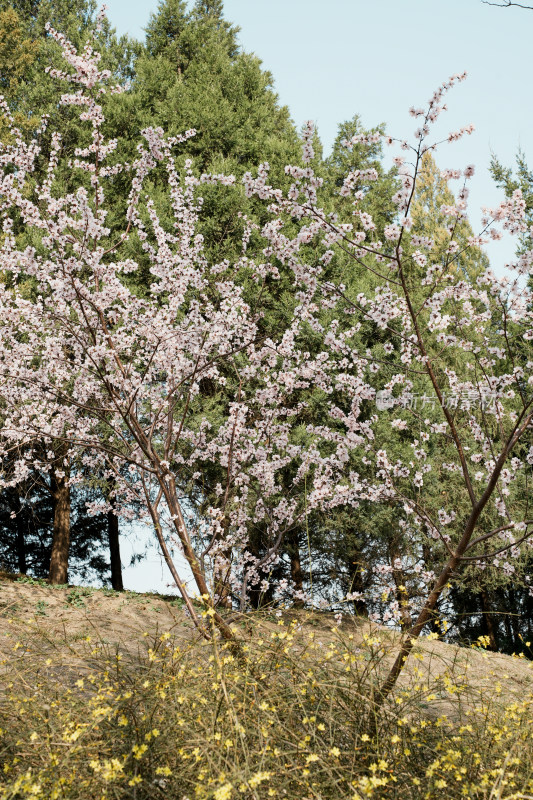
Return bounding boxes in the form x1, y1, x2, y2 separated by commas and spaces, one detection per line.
2, 606, 533, 799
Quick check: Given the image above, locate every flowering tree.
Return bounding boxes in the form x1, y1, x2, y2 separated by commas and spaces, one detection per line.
0, 20, 345, 640
0, 20, 532, 694
242, 76, 533, 693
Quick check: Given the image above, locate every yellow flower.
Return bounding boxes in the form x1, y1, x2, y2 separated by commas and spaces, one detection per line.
329, 747, 341, 757
101, 759, 124, 781
214, 782, 233, 800
132, 744, 148, 760
249, 772, 271, 788
155, 766, 172, 776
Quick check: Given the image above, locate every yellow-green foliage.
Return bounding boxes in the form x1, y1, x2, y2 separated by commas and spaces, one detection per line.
1, 614, 533, 799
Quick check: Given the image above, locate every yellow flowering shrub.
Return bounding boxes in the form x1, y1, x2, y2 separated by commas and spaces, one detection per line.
1, 609, 533, 799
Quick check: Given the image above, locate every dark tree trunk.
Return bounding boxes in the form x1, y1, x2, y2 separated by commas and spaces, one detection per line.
107, 509, 123, 591
480, 590, 498, 651
13, 490, 27, 574
509, 588, 521, 651
526, 589, 533, 642
49, 458, 70, 585
347, 551, 367, 617
287, 530, 304, 608
247, 530, 264, 609
503, 604, 513, 644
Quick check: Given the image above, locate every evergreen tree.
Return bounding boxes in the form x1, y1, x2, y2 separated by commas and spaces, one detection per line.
0, 470, 110, 584
0, 7, 37, 137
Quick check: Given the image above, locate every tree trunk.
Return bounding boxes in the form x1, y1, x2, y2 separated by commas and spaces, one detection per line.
152, 472, 237, 643
14, 490, 27, 575
49, 458, 70, 585
246, 530, 264, 609
214, 518, 233, 609
107, 509, 123, 591
287, 530, 304, 608
348, 551, 367, 617
390, 542, 413, 631
480, 590, 498, 651
509, 588, 521, 651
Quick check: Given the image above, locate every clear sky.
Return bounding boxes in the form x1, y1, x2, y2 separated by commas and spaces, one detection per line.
99, 0, 532, 593
103, 0, 533, 264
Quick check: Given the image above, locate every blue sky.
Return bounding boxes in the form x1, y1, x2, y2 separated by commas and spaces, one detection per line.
103, 0, 532, 271
100, 0, 532, 593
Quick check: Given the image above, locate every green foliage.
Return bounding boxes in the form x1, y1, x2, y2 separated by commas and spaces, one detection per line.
65, 587, 92, 608
34, 599, 48, 615
16, 575, 47, 587
0, 7, 37, 135
491, 148, 533, 266
0, 476, 112, 584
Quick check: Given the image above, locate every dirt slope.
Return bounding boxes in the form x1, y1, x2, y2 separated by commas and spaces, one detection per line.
1, 574, 532, 712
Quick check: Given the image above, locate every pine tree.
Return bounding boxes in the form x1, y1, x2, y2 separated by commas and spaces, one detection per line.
0, 7, 37, 137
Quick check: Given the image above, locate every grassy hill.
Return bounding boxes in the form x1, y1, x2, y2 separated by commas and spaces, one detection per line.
1, 575, 533, 799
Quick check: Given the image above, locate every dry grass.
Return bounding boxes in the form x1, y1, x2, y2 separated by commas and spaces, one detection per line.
1, 577, 533, 799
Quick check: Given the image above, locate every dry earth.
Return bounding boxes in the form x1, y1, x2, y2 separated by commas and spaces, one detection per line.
1, 573, 532, 717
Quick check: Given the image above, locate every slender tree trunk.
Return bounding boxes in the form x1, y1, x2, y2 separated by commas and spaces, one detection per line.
214, 518, 233, 609
287, 530, 304, 608
246, 530, 263, 609
49, 456, 70, 585
107, 509, 123, 591
509, 588, 521, 651
390, 542, 413, 631
14, 490, 27, 575
106, 476, 123, 590
503, 603, 513, 644
348, 551, 367, 617
526, 590, 533, 642
376, 410, 533, 702
141, 471, 237, 645
163, 476, 236, 642
480, 590, 498, 651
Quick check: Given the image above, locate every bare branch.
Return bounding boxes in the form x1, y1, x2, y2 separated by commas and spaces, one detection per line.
482, 0, 533, 8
